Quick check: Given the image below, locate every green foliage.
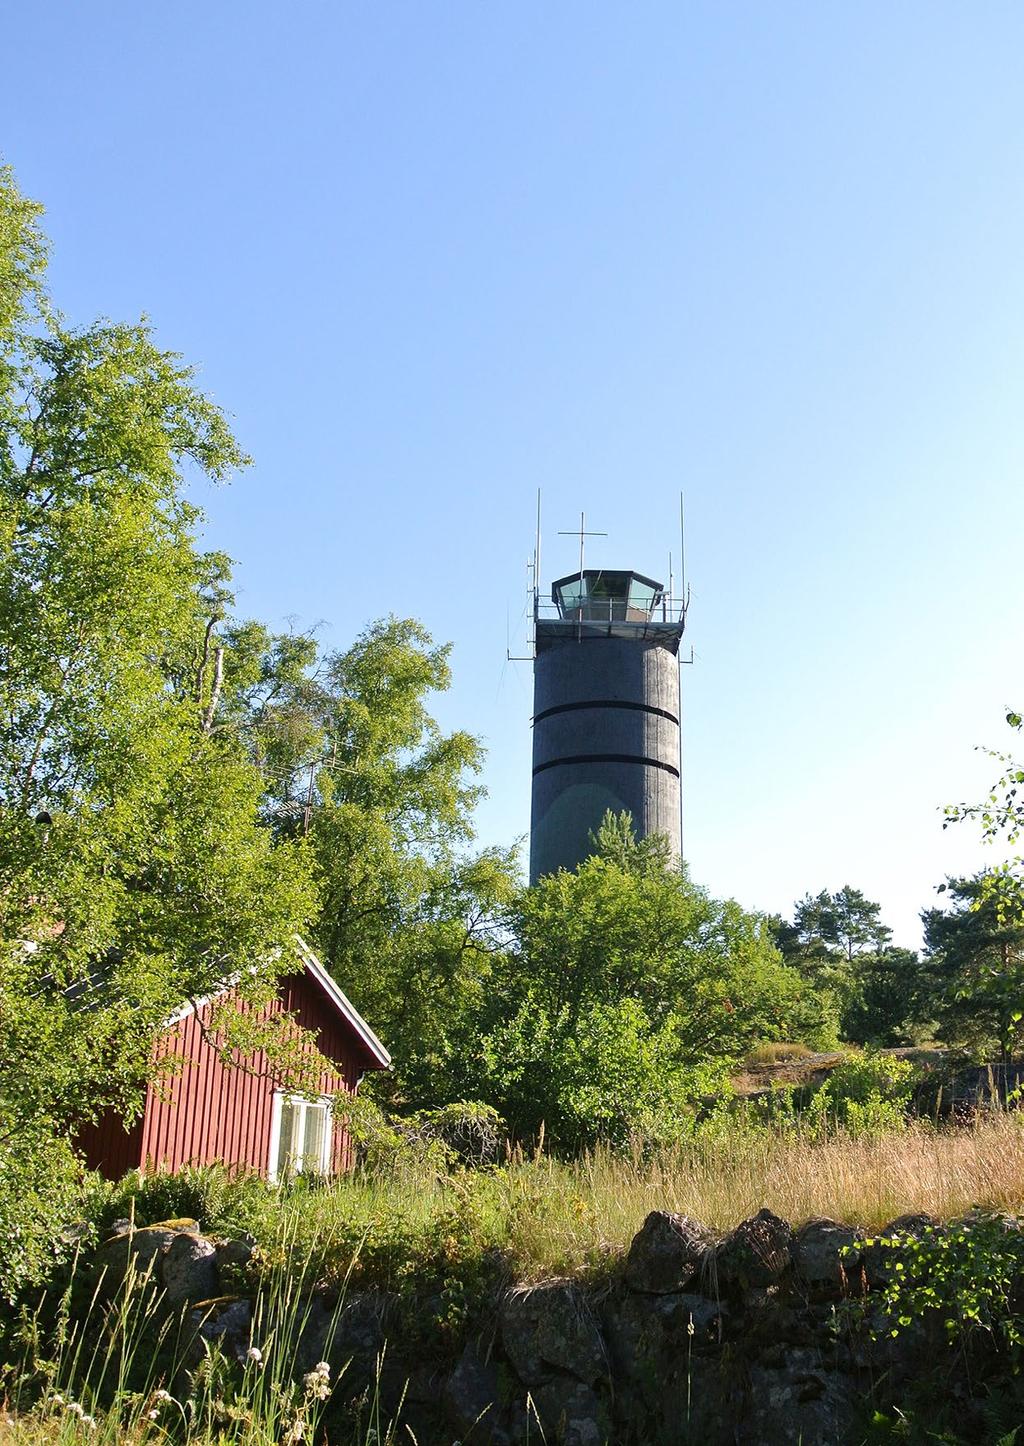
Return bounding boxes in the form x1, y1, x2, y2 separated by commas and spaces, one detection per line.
467, 814, 834, 1147
864, 1215, 1024, 1364
477, 993, 719, 1149
0, 165, 317, 1300
810, 1050, 916, 1135
232, 615, 521, 1107
0, 1137, 84, 1305
944, 709, 1024, 852
771, 887, 929, 1046
923, 874, 1024, 1063
90, 1164, 268, 1239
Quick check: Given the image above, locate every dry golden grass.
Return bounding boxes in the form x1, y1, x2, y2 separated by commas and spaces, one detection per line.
251, 1114, 1024, 1283
488, 1114, 1024, 1276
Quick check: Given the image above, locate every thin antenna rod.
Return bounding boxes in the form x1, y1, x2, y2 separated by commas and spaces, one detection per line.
679, 493, 686, 612
535, 488, 542, 616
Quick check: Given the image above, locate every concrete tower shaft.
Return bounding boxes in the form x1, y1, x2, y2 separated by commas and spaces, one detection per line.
528, 568, 685, 883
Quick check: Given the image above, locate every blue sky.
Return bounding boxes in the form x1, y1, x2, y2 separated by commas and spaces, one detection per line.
5, 2, 1024, 945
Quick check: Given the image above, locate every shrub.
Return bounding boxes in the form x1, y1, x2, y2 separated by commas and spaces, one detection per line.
861, 1214, 1024, 1365
810, 1050, 917, 1135
92, 1163, 267, 1236
410, 1101, 507, 1165
0, 1136, 86, 1304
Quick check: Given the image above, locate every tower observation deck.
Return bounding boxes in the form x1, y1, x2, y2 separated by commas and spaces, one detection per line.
529, 568, 686, 883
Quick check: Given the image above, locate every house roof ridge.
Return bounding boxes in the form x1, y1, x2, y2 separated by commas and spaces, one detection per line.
164, 939, 391, 1071
289, 934, 392, 1069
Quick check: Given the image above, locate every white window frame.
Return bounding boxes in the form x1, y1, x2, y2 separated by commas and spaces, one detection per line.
267, 1091, 334, 1183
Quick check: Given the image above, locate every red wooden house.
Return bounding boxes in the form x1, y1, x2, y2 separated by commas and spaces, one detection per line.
77, 938, 391, 1181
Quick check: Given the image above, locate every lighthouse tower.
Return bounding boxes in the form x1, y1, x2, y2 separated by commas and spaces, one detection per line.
529, 567, 686, 883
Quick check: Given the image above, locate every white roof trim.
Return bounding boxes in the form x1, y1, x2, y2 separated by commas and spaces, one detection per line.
290, 935, 392, 1069
164, 939, 391, 1070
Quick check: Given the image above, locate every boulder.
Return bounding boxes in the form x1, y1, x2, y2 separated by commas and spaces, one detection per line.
296, 1291, 391, 1399
214, 1236, 255, 1272
501, 1282, 606, 1387
792, 1218, 864, 1297
741, 1348, 857, 1445
603, 1290, 723, 1388
93, 1226, 179, 1294
186, 1296, 253, 1365
717, 1209, 792, 1289
445, 1345, 506, 1442
161, 1232, 219, 1304
624, 1212, 715, 1294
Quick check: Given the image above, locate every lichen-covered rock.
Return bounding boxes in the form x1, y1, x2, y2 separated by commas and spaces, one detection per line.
530, 1376, 610, 1446
214, 1235, 255, 1270
187, 1296, 253, 1365
162, 1231, 219, 1304
93, 1226, 179, 1294
624, 1211, 715, 1294
445, 1345, 507, 1442
297, 1291, 392, 1399
863, 1213, 938, 1288
603, 1290, 723, 1386
717, 1209, 792, 1289
741, 1348, 857, 1445
501, 1282, 606, 1386
792, 1218, 864, 1297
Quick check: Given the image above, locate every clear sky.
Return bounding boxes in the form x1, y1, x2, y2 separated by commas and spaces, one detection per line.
5, 2, 1024, 946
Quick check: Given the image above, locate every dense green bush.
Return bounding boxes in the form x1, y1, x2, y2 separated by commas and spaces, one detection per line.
860, 1213, 1024, 1369
810, 1050, 917, 1134
0, 1136, 86, 1303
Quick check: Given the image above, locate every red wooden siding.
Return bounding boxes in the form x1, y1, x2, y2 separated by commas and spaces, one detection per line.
75, 1108, 144, 1180
78, 969, 377, 1179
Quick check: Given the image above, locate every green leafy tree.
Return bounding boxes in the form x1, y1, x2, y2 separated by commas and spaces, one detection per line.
470, 814, 834, 1147
944, 708, 1024, 856
839, 946, 932, 1047
244, 617, 519, 1106
176, 602, 522, 1108
771, 886, 926, 1045
0, 167, 314, 1295
922, 875, 1024, 1064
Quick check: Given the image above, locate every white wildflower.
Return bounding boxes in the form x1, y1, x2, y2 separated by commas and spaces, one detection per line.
153, 1389, 173, 1403
81, 1415, 97, 1431
67, 1402, 84, 1417
302, 1364, 331, 1401
147, 1410, 159, 1421
245, 1346, 264, 1365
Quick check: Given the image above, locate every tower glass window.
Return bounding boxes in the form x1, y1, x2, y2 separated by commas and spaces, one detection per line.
551, 570, 664, 623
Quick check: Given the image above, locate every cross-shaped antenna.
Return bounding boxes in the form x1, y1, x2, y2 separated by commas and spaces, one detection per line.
557, 511, 608, 640
557, 511, 607, 585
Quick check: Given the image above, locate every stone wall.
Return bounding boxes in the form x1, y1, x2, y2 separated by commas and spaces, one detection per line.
93, 1206, 1002, 1445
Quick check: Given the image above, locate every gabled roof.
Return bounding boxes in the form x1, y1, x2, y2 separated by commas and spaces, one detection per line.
165, 936, 391, 1071
290, 936, 391, 1069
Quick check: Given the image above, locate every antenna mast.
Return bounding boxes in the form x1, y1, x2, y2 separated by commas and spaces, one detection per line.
679, 493, 688, 615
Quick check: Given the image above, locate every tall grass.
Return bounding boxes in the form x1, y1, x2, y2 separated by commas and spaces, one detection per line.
113, 1112, 1024, 1286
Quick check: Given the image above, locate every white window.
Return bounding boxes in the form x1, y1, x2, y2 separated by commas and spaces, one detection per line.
268, 1093, 333, 1182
